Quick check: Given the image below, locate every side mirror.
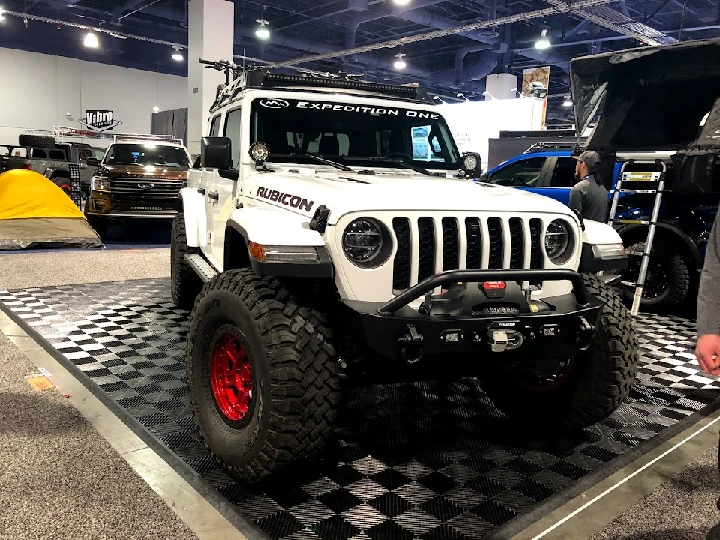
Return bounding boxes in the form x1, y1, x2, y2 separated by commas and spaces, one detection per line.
201, 137, 233, 170
460, 152, 483, 179
86, 157, 100, 167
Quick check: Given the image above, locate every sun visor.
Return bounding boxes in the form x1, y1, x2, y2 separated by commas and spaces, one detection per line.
570, 38, 720, 151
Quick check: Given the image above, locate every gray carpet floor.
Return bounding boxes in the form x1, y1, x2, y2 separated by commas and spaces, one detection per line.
592, 447, 720, 540
0, 248, 169, 290
0, 331, 197, 540
0, 247, 193, 539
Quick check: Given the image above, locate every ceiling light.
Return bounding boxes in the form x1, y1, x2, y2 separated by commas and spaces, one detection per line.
255, 19, 270, 40
84, 31, 99, 49
0, 7, 5, 21
535, 28, 551, 50
153, 106, 160, 113
171, 46, 184, 62
562, 98, 573, 108
393, 53, 407, 70
393, 0, 412, 4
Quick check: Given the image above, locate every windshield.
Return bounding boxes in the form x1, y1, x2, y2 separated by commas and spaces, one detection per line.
250, 98, 461, 170
105, 143, 189, 167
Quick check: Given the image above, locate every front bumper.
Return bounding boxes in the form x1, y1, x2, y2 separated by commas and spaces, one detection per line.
87, 190, 179, 219
339, 269, 602, 374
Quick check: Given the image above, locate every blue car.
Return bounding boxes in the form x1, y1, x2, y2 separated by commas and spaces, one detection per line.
483, 146, 719, 310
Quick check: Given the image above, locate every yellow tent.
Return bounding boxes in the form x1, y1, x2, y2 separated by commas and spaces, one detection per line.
0, 170, 102, 249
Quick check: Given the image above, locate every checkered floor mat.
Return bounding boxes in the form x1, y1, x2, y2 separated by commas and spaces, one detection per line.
1, 279, 717, 540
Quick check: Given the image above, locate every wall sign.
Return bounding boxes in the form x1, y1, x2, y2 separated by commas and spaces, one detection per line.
81, 110, 123, 132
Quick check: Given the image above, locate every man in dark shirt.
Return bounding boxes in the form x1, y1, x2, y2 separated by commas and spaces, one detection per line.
569, 151, 609, 222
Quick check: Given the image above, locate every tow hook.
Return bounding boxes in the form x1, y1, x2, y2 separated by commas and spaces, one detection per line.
576, 316, 596, 351
399, 325, 423, 365
487, 326, 524, 353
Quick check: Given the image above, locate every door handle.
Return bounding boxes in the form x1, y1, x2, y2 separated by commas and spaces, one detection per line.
208, 191, 219, 201
197, 187, 206, 195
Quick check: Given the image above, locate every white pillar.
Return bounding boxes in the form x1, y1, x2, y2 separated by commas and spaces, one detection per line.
486, 73, 518, 100
187, 0, 234, 155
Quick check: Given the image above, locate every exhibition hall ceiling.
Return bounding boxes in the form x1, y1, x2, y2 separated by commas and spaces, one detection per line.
0, 0, 718, 124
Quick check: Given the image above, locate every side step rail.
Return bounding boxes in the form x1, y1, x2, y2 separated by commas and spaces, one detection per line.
608, 160, 667, 316
185, 253, 218, 283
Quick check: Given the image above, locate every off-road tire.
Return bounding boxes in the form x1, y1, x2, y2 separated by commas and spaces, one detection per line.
170, 214, 202, 310
186, 269, 340, 481
19, 134, 55, 149
482, 274, 639, 431
621, 242, 690, 309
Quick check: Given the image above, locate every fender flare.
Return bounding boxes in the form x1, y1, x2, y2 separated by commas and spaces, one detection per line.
227, 207, 326, 247
227, 208, 332, 278
178, 187, 207, 248
616, 221, 701, 268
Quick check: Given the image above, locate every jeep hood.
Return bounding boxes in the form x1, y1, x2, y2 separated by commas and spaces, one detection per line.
571, 38, 720, 151
246, 167, 575, 223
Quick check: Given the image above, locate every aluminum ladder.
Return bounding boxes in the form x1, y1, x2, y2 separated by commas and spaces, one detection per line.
607, 160, 667, 316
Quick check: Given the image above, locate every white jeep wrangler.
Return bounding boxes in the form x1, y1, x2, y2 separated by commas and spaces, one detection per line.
172, 68, 638, 481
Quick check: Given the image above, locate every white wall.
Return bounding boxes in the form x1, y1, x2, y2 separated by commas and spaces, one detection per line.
438, 98, 545, 170
0, 47, 187, 146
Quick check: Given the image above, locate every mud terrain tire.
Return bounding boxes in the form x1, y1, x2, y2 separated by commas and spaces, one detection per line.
186, 269, 340, 481
482, 274, 639, 430
170, 214, 202, 309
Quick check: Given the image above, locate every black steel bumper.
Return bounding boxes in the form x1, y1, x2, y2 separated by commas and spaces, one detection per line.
339, 269, 602, 370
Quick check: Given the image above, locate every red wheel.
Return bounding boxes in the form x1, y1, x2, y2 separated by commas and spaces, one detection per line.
210, 331, 253, 421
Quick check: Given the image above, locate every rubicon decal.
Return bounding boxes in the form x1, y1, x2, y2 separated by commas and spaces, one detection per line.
257, 187, 314, 212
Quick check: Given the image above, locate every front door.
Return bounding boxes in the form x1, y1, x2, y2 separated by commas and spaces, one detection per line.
208, 107, 243, 267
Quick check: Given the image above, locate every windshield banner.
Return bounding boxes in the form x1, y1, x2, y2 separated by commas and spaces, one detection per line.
288, 100, 439, 119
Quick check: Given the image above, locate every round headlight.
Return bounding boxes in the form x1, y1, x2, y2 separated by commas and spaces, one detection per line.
545, 219, 573, 263
462, 154, 478, 172
342, 218, 392, 268
249, 142, 270, 162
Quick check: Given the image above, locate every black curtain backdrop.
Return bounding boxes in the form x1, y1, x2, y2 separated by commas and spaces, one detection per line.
151, 108, 188, 145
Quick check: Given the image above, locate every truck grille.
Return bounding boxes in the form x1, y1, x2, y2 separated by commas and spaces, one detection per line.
109, 178, 183, 212
391, 216, 545, 292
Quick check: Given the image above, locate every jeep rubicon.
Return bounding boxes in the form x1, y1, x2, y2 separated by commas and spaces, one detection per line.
171, 67, 638, 481
86, 136, 190, 237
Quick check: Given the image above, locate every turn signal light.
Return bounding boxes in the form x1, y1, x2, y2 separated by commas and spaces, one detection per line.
483, 281, 506, 290
248, 242, 266, 262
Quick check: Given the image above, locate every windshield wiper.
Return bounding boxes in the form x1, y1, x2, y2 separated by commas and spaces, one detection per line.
285, 152, 353, 172
344, 156, 441, 177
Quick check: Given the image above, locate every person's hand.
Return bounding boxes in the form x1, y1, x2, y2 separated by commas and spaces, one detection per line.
696, 334, 720, 375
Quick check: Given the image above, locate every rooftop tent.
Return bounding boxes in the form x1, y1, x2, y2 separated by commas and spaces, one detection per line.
0, 169, 102, 250
570, 38, 720, 151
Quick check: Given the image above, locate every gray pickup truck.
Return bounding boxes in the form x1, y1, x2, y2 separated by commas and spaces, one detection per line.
0, 135, 104, 195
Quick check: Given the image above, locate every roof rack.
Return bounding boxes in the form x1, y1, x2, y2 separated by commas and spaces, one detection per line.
201, 58, 434, 113
524, 141, 584, 154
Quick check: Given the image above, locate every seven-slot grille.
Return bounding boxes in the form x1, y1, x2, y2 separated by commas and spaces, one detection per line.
392, 216, 544, 292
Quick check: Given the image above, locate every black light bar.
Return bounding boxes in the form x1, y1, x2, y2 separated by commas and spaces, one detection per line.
244, 71, 433, 104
